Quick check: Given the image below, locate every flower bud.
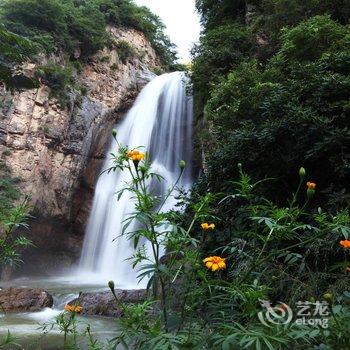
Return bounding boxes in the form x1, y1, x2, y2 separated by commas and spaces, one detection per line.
306, 182, 316, 199
307, 188, 315, 199
237, 163, 242, 170
108, 280, 115, 292
112, 129, 117, 138
299, 167, 306, 177
179, 160, 186, 170
323, 292, 333, 302
139, 165, 147, 175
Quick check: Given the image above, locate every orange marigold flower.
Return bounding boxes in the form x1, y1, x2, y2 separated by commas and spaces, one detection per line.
64, 304, 83, 313
340, 240, 350, 248
201, 223, 215, 230
306, 182, 316, 190
203, 256, 226, 271
127, 150, 145, 162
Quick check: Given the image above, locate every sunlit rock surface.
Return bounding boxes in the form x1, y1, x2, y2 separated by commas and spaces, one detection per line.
0, 288, 53, 312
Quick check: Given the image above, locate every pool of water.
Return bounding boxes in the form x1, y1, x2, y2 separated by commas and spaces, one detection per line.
0, 276, 120, 349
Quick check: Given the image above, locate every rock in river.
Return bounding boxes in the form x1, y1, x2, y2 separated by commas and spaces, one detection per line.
68, 289, 147, 317
0, 287, 53, 312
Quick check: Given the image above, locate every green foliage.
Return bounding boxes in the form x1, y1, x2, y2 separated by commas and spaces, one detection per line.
195, 0, 247, 30
96, 0, 178, 69
0, 200, 32, 268
1, 0, 107, 57
0, 160, 21, 214
193, 0, 350, 112
0, 160, 32, 270
0, 331, 21, 349
0, 26, 38, 90
41, 302, 115, 349
189, 4, 350, 348
191, 23, 254, 113
20, 138, 348, 349
200, 16, 350, 207
115, 40, 136, 63
35, 64, 75, 108
0, 0, 176, 69
100, 141, 349, 349
255, 0, 350, 37
279, 15, 349, 61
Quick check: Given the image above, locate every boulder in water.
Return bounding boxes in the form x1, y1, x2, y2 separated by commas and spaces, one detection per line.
0, 287, 53, 312
68, 289, 147, 317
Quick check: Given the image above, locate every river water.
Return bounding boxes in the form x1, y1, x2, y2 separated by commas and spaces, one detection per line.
0, 277, 117, 349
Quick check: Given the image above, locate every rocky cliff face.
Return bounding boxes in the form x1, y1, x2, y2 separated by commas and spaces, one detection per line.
0, 27, 159, 274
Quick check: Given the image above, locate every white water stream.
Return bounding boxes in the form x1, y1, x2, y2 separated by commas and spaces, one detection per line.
0, 72, 193, 347
79, 72, 193, 288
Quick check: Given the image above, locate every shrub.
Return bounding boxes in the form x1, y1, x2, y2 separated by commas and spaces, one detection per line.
1, 0, 71, 53
96, 0, 178, 69
1, 0, 107, 58
115, 40, 136, 63
198, 16, 350, 209
0, 160, 21, 213
280, 15, 349, 62
35, 64, 75, 108
0, 159, 31, 270
0, 0, 176, 67
74, 139, 349, 349
195, 0, 247, 30
191, 23, 254, 116
0, 26, 38, 89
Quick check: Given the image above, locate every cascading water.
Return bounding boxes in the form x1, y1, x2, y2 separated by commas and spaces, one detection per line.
79, 72, 193, 288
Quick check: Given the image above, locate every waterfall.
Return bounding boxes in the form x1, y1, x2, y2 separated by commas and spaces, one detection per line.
79, 72, 193, 288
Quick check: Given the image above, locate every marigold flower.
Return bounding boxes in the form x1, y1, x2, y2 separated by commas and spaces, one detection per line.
306, 182, 316, 190
346, 267, 350, 273
339, 240, 350, 248
201, 223, 215, 230
203, 256, 226, 271
127, 150, 145, 162
64, 304, 83, 313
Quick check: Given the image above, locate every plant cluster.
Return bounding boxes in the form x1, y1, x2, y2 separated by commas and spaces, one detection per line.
0, 0, 178, 90
114, 40, 137, 63
2, 133, 348, 349
51, 135, 348, 349
0, 160, 32, 274
191, 1, 350, 249
114, 146, 349, 349
0, 26, 38, 90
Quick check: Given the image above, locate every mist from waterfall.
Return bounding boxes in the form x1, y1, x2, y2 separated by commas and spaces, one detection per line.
79, 72, 193, 288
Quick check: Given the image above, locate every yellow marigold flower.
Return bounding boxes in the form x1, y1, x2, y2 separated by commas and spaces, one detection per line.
346, 267, 350, 273
127, 150, 145, 162
306, 182, 316, 190
64, 304, 82, 313
203, 256, 226, 271
340, 240, 350, 248
201, 223, 215, 230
